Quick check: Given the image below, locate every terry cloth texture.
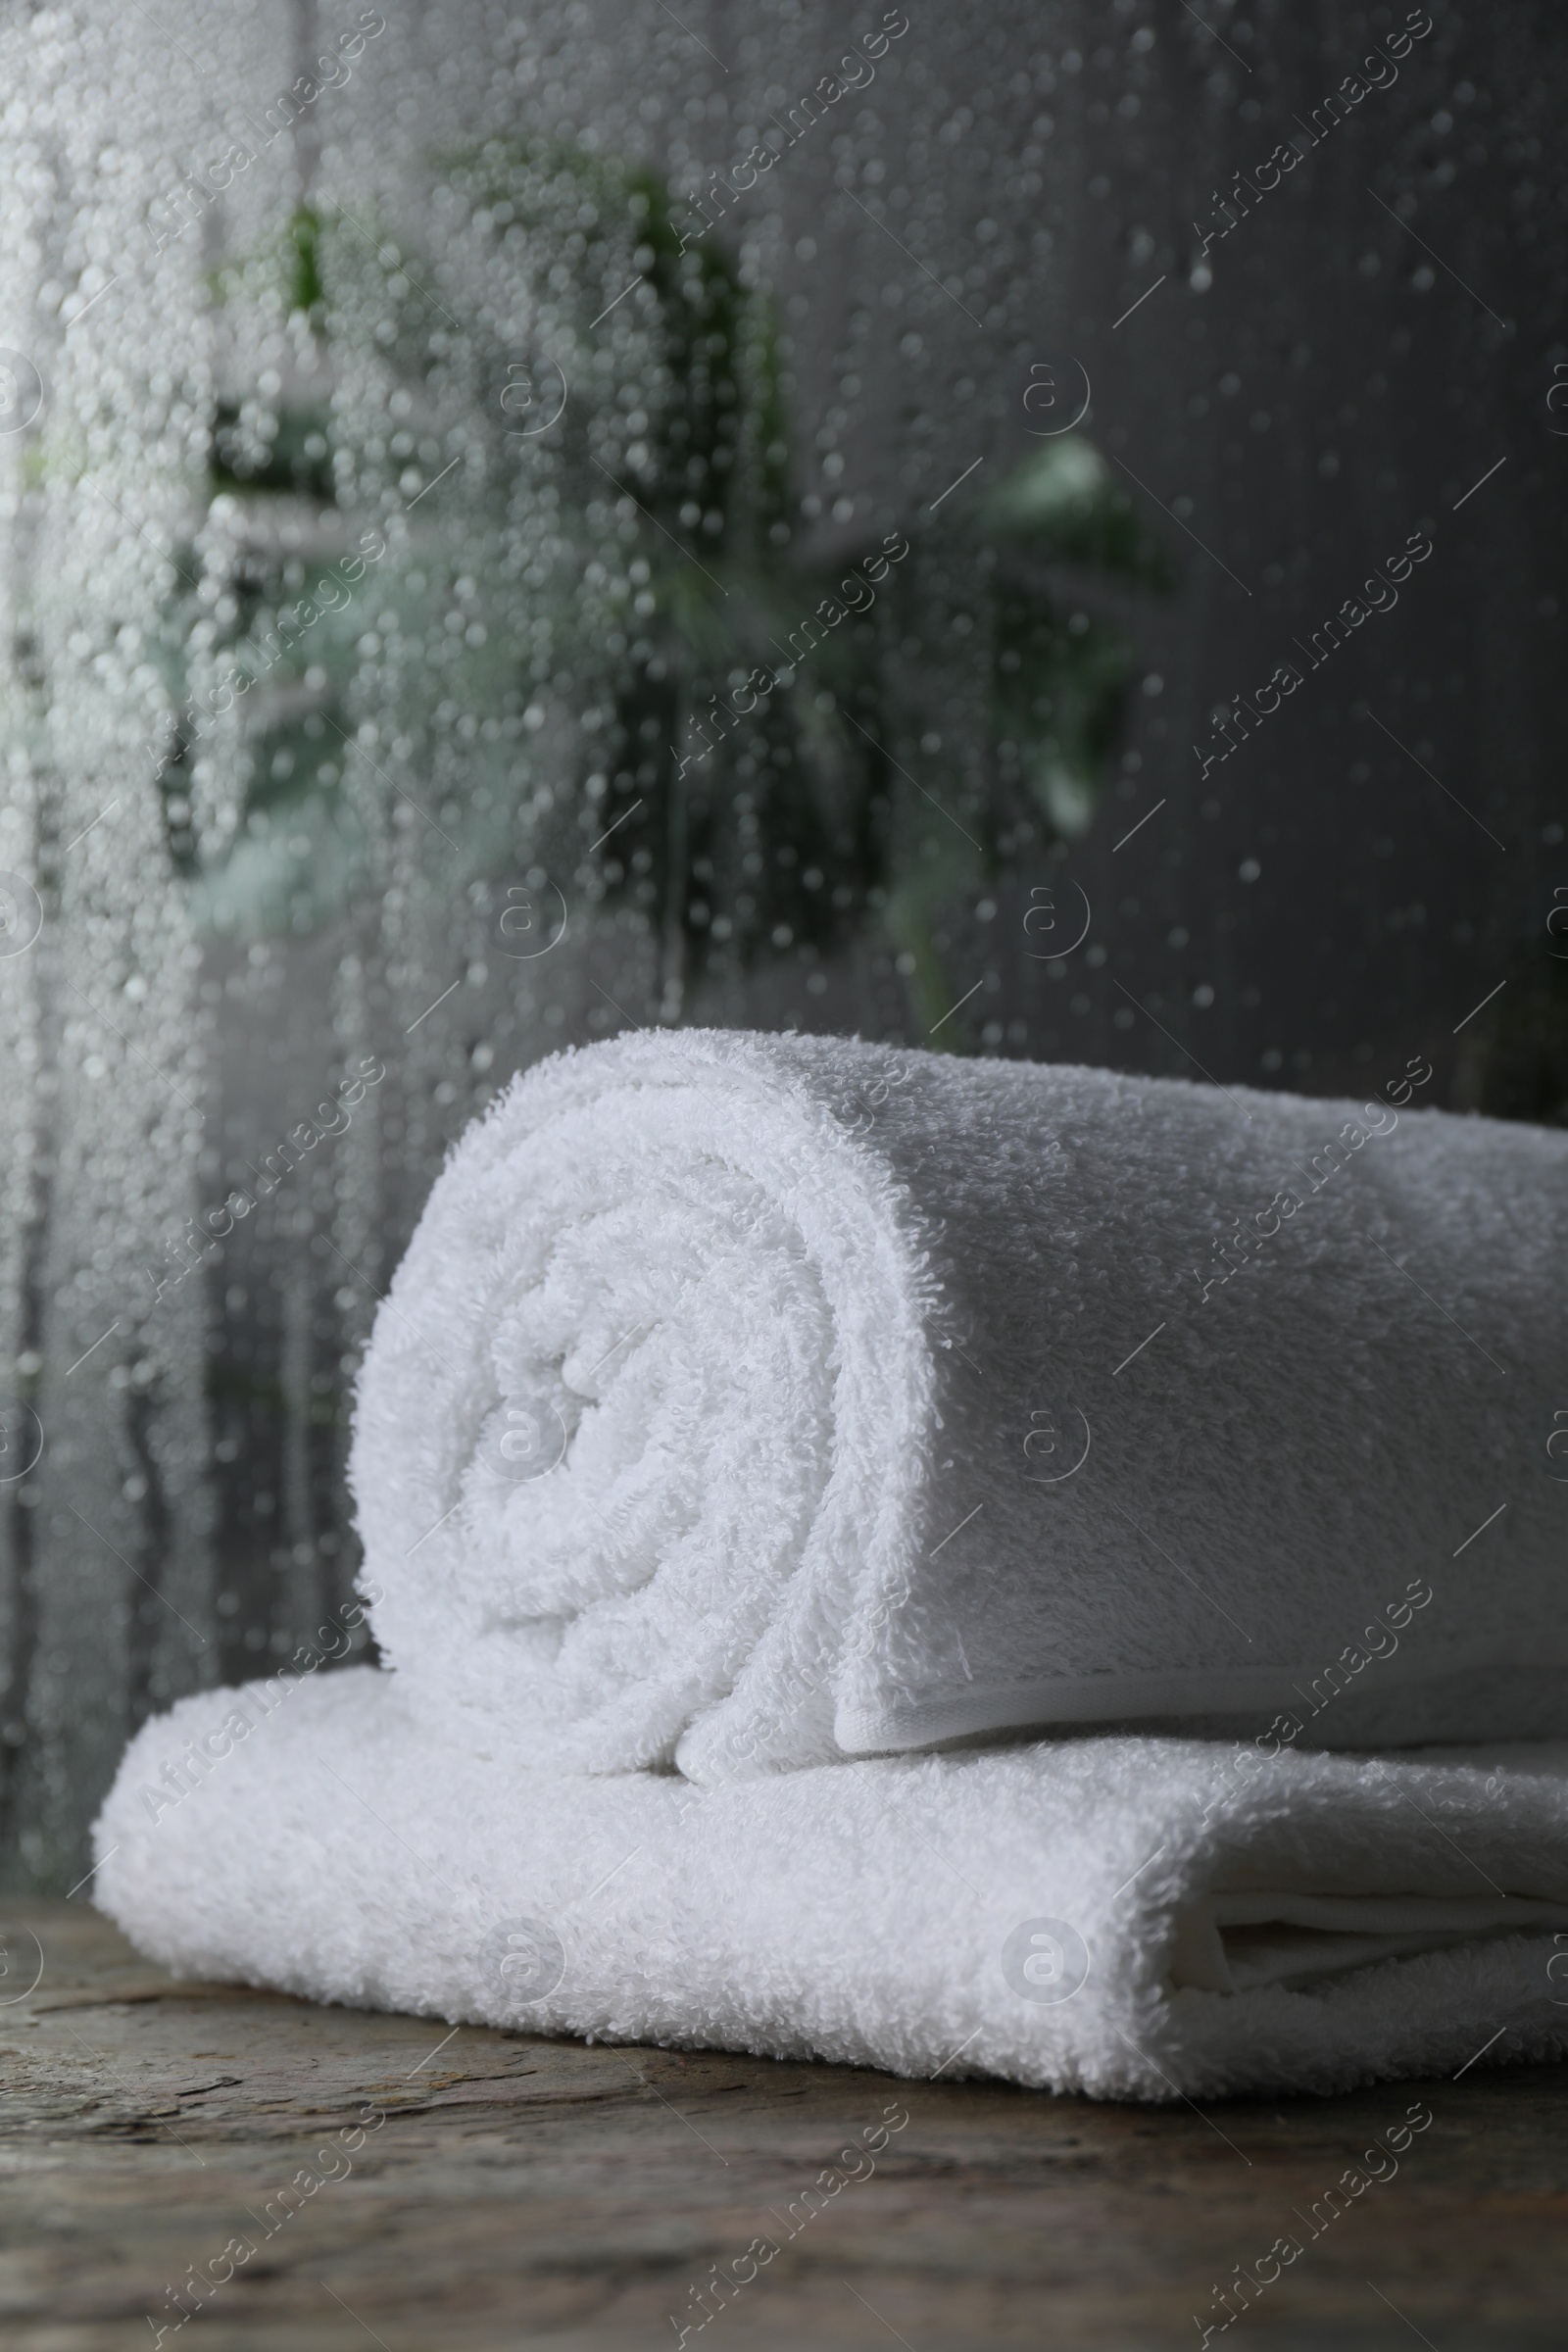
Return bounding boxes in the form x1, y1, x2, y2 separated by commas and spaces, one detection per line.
93, 1670, 1568, 2101
347, 1030, 1568, 1776
93, 1032, 1568, 2098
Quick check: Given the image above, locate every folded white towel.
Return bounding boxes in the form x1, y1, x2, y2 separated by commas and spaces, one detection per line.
92, 1669, 1568, 2099
351, 1030, 1568, 1775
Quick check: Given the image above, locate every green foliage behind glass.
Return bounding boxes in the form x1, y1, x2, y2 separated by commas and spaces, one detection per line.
163, 148, 1174, 1039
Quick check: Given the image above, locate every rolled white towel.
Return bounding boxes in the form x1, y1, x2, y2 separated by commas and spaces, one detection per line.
352, 1029, 1568, 1778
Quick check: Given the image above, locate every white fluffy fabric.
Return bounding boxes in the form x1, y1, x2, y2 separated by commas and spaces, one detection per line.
93, 1670, 1568, 2100
92, 1031, 1568, 2098
350, 1031, 1568, 1774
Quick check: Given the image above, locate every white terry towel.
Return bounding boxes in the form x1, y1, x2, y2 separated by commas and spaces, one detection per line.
349, 1030, 1568, 1777
93, 1669, 1568, 2100
93, 1032, 1568, 2097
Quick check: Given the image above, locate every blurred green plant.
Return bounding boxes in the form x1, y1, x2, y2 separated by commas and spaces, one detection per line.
159, 146, 1174, 1041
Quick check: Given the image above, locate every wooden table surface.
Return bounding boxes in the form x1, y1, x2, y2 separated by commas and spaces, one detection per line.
3, 1900, 1566, 2351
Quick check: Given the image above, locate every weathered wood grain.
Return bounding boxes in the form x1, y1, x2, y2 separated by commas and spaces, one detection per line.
1, 1901, 1565, 2349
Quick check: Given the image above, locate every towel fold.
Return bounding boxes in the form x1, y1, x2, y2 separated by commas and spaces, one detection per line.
92, 1670, 1568, 2099
350, 1031, 1568, 1774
